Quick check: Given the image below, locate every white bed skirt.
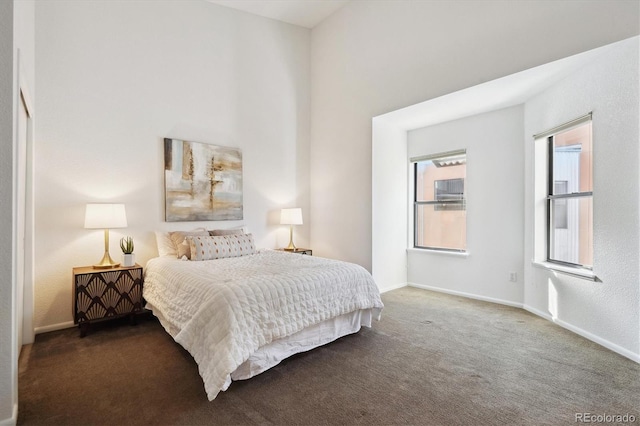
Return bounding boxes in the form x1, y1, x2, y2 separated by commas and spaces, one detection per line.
231, 308, 374, 382
147, 301, 375, 391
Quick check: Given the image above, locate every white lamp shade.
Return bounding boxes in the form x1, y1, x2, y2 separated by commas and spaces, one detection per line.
280, 208, 303, 225
84, 203, 128, 229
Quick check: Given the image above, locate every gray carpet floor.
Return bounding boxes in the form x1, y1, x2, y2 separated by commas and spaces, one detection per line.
18, 287, 640, 425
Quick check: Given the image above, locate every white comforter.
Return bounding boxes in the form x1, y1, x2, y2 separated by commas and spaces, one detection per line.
143, 250, 384, 400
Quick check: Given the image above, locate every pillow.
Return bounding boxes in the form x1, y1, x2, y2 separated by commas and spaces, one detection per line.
209, 228, 244, 236
155, 231, 176, 257
188, 233, 256, 261
169, 229, 209, 259
208, 225, 249, 236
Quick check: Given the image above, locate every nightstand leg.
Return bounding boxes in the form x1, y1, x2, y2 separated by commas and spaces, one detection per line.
79, 322, 89, 338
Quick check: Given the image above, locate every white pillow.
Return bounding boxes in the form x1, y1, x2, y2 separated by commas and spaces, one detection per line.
188, 234, 256, 261
155, 231, 176, 257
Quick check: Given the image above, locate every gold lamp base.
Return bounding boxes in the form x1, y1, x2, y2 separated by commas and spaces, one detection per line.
285, 224, 297, 250
93, 251, 120, 269
92, 228, 120, 269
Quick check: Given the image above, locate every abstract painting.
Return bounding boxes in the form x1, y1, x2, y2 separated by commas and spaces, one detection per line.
164, 138, 243, 221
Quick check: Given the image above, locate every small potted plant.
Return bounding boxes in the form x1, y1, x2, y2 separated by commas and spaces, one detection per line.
120, 236, 135, 267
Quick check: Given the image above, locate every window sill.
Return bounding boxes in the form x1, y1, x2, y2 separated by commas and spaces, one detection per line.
531, 261, 598, 281
407, 248, 469, 258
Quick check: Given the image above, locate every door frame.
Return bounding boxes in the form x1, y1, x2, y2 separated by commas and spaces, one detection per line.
14, 48, 35, 352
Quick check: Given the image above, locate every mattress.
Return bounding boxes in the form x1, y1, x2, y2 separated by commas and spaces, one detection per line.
143, 250, 384, 400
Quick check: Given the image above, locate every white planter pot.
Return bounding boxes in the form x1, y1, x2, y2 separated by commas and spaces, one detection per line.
122, 253, 135, 267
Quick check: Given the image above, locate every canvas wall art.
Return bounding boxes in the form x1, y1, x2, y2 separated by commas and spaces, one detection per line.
164, 138, 243, 222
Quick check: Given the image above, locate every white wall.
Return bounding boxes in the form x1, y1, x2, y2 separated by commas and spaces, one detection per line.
406, 106, 524, 305
13, 1, 34, 95
371, 119, 407, 292
310, 0, 639, 271
0, 1, 14, 422
523, 39, 639, 360
34, 0, 310, 330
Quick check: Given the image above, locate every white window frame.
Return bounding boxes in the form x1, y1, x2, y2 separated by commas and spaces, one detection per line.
411, 149, 467, 253
532, 113, 596, 280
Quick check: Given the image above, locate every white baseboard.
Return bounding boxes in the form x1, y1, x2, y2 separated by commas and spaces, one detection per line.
379, 282, 407, 294
34, 321, 75, 335
31, 290, 639, 365
406, 284, 639, 364
407, 282, 523, 308
0, 403, 17, 426
523, 305, 640, 364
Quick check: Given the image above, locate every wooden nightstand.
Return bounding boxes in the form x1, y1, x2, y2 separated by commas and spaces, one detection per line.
72, 264, 144, 337
278, 248, 312, 256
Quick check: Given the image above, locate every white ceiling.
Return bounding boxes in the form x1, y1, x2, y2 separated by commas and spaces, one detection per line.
374, 37, 629, 131
208, 0, 349, 29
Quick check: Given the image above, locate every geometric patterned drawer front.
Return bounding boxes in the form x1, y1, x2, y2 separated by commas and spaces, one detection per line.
73, 266, 143, 325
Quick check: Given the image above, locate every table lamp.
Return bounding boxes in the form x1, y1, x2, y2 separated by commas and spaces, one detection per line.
84, 203, 128, 269
280, 208, 303, 250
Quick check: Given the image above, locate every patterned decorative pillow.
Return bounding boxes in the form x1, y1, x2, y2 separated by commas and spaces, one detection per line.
169, 229, 209, 259
188, 234, 256, 261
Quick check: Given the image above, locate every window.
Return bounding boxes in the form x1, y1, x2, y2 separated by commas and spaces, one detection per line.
553, 181, 568, 229
545, 118, 593, 269
434, 178, 464, 211
413, 150, 466, 251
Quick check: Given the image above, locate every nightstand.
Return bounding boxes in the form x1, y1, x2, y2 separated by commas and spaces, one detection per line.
72, 264, 144, 337
278, 248, 312, 256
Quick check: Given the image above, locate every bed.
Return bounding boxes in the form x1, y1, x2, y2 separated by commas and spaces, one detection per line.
143, 232, 384, 401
